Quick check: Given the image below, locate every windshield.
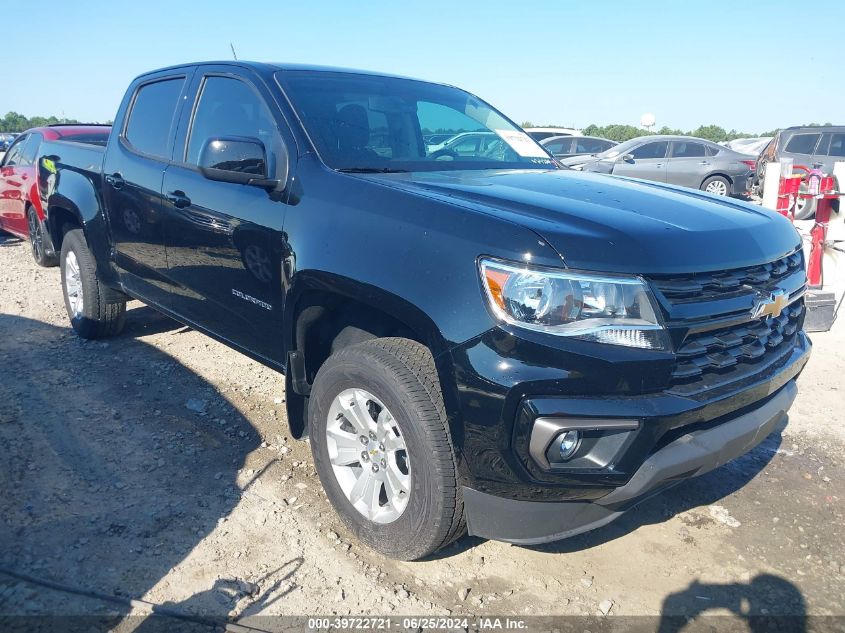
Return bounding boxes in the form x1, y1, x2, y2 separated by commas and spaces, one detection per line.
276, 71, 556, 172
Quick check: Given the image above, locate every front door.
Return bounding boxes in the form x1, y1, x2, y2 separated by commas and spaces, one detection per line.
160, 71, 290, 364
612, 140, 668, 183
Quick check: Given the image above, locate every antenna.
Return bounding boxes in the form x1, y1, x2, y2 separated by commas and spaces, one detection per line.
230, 43, 238, 60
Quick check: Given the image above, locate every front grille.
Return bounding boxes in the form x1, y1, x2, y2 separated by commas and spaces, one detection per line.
652, 250, 803, 302
666, 301, 804, 396
647, 249, 806, 398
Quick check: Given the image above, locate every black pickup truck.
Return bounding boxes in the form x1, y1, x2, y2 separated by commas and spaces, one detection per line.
37, 61, 810, 560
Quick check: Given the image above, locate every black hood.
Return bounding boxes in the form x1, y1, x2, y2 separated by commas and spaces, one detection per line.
366, 169, 800, 275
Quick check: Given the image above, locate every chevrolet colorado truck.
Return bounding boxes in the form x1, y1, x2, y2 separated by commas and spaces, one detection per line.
37, 62, 810, 560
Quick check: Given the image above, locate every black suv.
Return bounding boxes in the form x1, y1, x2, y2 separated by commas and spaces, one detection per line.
37, 62, 810, 560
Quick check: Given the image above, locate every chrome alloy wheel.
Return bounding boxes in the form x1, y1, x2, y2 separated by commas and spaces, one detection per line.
326, 388, 411, 524
64, 251, 84, 316
705, 179, 728, 195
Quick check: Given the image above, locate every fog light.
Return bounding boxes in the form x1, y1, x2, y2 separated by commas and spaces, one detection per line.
558, 430, 581, 461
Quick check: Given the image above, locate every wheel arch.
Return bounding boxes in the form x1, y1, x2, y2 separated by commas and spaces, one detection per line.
282, 273, 458, 441
701, 172, 733, 188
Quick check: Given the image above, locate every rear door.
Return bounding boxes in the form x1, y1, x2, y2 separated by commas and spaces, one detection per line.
612, 140, 668, 182
160, 66, 292, 363
666, 140, 710, 189
102, 71, 193, 304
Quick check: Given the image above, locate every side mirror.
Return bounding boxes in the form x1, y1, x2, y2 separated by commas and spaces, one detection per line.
621, 154, 634, 162
198, 136, 288, 189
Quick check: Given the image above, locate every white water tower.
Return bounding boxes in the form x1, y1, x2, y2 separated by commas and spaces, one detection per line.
640, 113, 656, 132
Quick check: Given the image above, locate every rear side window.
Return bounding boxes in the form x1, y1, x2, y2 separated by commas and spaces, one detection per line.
784, 133, 819, 155
575, 138, 611, 153
705, 144, 721, 157
671, 141, 706, 158
544, 139, 571, 153
631, 141, 668, 159
125, 78, 185, 158
827, 133, 845, 157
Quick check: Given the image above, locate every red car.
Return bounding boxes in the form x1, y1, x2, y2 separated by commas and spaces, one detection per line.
0, 124, 110, 266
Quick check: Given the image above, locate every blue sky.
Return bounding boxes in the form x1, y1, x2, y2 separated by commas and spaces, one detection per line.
3, 0, 843, 132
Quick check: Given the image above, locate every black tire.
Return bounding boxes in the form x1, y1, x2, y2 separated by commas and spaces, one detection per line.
60, 227, 126, 339
27, 206, 58, 267
309, 337, 465, 560
701, 175, 731, 196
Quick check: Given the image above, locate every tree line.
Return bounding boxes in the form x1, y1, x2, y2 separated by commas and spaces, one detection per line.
1, 111, 112, 133
520, 122, 834, 143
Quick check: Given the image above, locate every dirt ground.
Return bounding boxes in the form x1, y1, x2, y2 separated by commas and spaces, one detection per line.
0, 232, 843, 631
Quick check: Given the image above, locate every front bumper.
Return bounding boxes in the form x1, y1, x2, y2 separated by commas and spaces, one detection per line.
464, 379, 796, 544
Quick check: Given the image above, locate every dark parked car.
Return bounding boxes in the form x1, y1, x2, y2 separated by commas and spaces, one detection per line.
38, 61, 809, 560
0, 124, 110, 265
541, 134, 617, 158
564, 135, 756, 197
757, 126, 845, 219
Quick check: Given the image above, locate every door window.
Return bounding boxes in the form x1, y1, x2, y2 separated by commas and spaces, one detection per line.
19, 133, 42, 166
784, 133, 820, 155
1, 134, 28, 166
630, 141, 668, 159
576, 138, 611, 153
544, 139, 570, 154
124, 78, 186, 158
671, 141, 706, 158
827, 134, 845, 157
186, 76, 277, 166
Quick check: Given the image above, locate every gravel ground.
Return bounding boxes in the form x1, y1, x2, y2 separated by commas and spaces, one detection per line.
0, 232, 843, 630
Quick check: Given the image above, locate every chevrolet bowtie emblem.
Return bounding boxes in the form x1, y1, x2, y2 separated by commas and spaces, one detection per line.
753, 290, 789, 319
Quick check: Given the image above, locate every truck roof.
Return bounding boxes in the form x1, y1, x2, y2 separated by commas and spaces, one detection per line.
139, 61, 430, 84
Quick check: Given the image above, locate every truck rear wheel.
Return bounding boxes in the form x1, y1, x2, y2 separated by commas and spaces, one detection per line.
60, 228, 126, 339
309, 338, 465, 560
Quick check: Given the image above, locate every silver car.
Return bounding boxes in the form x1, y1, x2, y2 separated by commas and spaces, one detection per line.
563, 135, 756, 197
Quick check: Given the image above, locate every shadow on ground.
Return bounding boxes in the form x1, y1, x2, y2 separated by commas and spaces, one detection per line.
657, 573, 806, 632
0, 314, 289, 630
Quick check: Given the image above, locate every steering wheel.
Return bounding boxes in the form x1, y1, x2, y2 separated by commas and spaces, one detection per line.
429, 148, 458, 161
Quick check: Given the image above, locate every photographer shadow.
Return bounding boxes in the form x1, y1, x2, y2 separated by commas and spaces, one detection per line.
657, 574, 806, 633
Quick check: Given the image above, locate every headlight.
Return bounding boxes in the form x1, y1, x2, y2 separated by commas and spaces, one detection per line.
479, 258, 669, 349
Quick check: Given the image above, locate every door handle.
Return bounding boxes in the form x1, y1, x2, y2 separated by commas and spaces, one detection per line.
655, 163, 664, 168
698, 161, 711, 166
105, 173, 125, 189
166, 190, 192, 209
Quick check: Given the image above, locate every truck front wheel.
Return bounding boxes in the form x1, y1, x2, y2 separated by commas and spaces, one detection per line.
60, 228, 126, 339
309, 338, 465, 560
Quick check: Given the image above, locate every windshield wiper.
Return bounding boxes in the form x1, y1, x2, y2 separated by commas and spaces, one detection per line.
337, 167, 409, 174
